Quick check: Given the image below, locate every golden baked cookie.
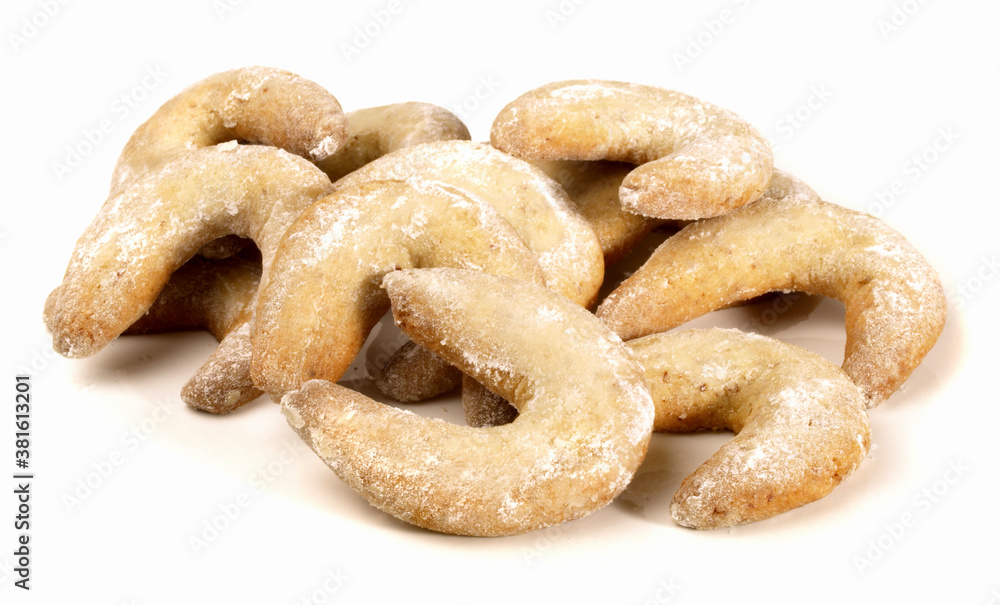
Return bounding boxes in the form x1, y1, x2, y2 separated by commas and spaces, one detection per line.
490, 79, 773, 220
597, 171, 946, 406
47, 143, 334, 360
251, 179, 546, 396
333, 140, 605, 405
280, 268, 654, 536
628, 328, 870, 529
110, 66, 348, 193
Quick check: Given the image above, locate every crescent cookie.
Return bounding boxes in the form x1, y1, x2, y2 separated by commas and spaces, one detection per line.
627, 328, 871, 529
333, 140, 604, 307
596, 174, 946, 406
490, 79, 773, 220
527, 159, 664, 266
317, 102, 471, 182
333, 140, 604, 403
280, 268, 655, 536
251, 179, 546, 396
47, 143, 335, 361
110, 66, 348, 193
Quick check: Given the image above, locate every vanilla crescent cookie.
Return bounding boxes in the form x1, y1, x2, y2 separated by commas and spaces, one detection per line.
490, 79, 773, 220
597, 173, 946, 406
333, 140, 604, 307
627, 328, 871, 529
458, 169, 822, 427
251, 179, 546, 396
110, 66, 348, 193
47, 143, 335, 362
316, 102, 471, 182
333, 140, 604, 403
280, 268, 655, 536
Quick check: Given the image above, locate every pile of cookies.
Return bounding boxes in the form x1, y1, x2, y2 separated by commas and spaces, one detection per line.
45, 67, 946, 536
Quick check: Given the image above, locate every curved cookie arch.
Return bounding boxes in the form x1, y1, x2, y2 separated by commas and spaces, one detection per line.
251, 179, 546, 395
281, 268, 654, 536
333, 140, 604, 307
110, 66, 348, 193
628, 328, 870, 529
48, 143, 335, 360
597, 174, 946, 406
491, 79, 773, 220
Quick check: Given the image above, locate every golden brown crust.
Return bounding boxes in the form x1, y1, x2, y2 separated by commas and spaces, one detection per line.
280, 268, 654, 536
317, 102, 471, 182
333, 140, 604, 307
627, 328, 870, 529
336, 140, 605, 405
110, 66, 348, 193
47, 143, 334, 359
490, 80, 773, 220
597, 171, 946, 406
251, 179, 546, 396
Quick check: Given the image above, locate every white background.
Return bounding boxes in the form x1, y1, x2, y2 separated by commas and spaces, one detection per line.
2, 0, 998, 603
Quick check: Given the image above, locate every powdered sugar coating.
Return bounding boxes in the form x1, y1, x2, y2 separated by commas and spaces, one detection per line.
182, 321, 259, 413
333, 140, 604, 307
339, 140, 606, 404
280, 268, 654, 536
47, 143, 335, 360
316, 102, 471, 182
490, 79, 773, 220
597, 169, 947, 407
110, 66, 348, 194
252, 179, 546, 395
627, 328, 870, 529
